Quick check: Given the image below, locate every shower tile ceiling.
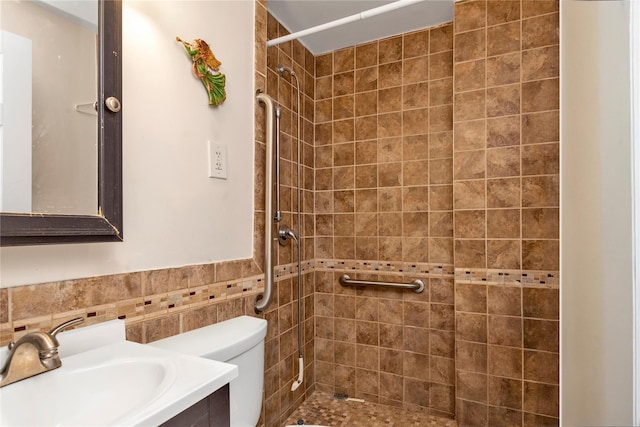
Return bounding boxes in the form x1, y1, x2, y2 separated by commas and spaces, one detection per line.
267, 0, 454, 55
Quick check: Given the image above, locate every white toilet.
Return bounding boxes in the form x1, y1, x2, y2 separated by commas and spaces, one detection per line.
149, 315, 267, 427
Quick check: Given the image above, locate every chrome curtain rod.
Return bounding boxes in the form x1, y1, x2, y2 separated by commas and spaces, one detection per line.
339, 274, 425, 294
266, 0, 426, 47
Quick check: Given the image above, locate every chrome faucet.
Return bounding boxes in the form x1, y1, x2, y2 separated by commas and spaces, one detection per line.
0, 317, 84, 388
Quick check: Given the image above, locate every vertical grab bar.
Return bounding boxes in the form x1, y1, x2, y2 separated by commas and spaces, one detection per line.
274, 107, 282, 222
255, 91, 276, 314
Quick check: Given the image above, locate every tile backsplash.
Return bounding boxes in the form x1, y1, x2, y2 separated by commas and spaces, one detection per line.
2, 259, 272, 344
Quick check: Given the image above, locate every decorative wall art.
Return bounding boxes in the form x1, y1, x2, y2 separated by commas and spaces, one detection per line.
176, 37, 226, 106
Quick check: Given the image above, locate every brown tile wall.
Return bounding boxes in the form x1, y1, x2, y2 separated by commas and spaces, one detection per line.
454, 269, 559, 427
314, 24, 454, 266
312, 24, 457, 417
0, 2, 561, 426
314, 260, 456, 419
263, 12, 316, 266
258, 7, 318, 426
452, 1, 560, 425
453, 0, 559, 273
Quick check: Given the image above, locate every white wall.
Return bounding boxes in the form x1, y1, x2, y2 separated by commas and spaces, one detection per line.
561, 1, 634, 425
0, 0, 255, 287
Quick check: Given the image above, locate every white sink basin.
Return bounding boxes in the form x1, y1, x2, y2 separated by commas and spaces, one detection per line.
0, 340, 237, 426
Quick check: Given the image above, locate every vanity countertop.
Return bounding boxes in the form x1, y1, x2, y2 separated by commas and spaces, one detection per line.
0, 320, 238, 426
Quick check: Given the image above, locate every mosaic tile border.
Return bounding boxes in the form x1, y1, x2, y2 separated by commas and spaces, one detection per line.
454, 268, 560, 288
315, 258, 455, 278
274, 259, 315, 280
313, 259, 558, 288
1, 259, 559, 346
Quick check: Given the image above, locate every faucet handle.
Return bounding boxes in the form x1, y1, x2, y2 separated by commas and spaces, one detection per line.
49, 317, 84, 337
3, 317, 84, 351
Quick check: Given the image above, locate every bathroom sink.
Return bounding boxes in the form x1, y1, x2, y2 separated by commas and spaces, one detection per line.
0, 340, 238, 426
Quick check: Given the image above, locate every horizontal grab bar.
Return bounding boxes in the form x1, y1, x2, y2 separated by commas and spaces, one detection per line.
338, 274, 425, 294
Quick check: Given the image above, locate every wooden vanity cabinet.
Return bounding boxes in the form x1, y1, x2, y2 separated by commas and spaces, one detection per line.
160, 384, 230, 427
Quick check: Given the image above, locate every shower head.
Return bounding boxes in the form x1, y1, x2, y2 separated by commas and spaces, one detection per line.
276, 64, 296, 77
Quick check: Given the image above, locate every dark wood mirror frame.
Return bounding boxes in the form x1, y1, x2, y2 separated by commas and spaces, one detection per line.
0, 0, 122, 246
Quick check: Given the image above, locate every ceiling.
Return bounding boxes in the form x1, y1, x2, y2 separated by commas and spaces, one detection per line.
267, 0, 454, 55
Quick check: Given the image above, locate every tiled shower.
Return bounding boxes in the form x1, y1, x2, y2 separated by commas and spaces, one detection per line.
310, 22, 457, 417
259, 0, 559, 424
0, 1, 559, 426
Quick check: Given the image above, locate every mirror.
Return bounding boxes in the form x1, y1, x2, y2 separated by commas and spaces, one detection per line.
0, 0, 122, 246
2, 0, 99, 216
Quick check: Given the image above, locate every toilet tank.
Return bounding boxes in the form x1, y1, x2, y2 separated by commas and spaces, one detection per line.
149, 315, 267, 427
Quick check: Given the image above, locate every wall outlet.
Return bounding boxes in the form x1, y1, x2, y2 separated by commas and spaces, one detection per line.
208, 141, 227, 179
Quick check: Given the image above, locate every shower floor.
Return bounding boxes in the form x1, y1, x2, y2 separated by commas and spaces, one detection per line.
283, 391, 458, 427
